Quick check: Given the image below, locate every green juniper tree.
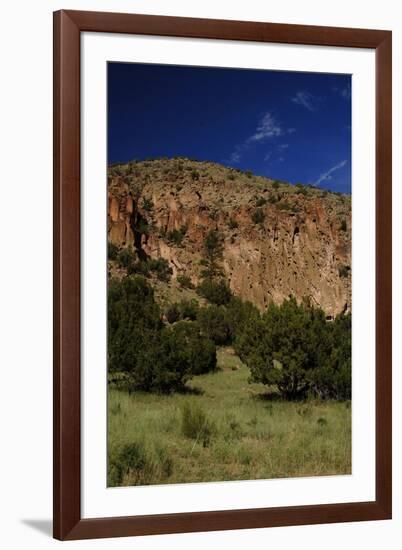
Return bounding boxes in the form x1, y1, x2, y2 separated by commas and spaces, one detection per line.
200, 229, 224, 281
197, 229, 232, 305
235, 297, 351, 400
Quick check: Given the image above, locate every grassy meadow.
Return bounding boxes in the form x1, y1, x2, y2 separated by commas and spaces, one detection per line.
108, 348, 351, 487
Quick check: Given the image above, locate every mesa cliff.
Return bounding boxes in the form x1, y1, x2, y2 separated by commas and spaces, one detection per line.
108, 158, 351, 317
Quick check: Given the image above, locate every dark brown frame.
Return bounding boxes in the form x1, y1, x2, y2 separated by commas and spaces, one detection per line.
54, 10, 392, 541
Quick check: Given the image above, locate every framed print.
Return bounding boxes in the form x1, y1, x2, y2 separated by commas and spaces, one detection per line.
53, 10, 392, 540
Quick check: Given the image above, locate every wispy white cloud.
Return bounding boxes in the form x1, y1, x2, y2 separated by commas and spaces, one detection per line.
249, 113, 284, 142
229, 146, 247, 164
291, 91, 319, 112
230, 112, 292, 164
229, 150, 242, 163
314, 160, 348, 187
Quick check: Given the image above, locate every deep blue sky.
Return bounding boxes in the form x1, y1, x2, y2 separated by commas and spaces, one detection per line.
108, 63, 351, 193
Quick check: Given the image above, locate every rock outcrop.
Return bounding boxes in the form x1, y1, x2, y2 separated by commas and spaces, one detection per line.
108, 158, 351, 317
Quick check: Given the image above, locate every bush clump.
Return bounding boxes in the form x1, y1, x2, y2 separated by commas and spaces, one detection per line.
197, 279, 232, 306
256, 197, 267, 207
295, 183, 308, 195
181, 401, 215, 447
228, 217, 239, 230
141, 197, 154, 212
117, 247, 136, 269
165, 302, 181, 324
338, 264, 350, 278
108, 276, 217, 392
251, 208, 266, 225
147, 258, 173, 281
108, 242, 119, 261
108, 441, 174, 486
129, 325, 194, 393
166, 299, 199, 323
197, 305, 232, 346
108, 276, 162, 374
177, 274, 194, 289
173, 321, 217, 375
200, 230, 224, 280
127, 257, 173, 282
166, 225, 187, 246
108, 441, 149, 486
235, 297, 351, 400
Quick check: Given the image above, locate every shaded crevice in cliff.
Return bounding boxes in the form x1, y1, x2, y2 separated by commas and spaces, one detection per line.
131, 209, 150, 262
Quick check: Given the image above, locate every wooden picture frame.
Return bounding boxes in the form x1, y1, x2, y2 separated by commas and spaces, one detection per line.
53, 10, 392, 540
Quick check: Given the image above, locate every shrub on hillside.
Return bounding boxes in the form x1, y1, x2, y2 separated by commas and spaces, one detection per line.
197, 279, 232, 306
108, 276, 162, 374
225, 296, 259, 341
228, 217, 239, 230
108, 441, 150, 486
165, 303, 181, 324
197, 305, 232, 346
251, 208, 266, 225
126, 257, 172, 281
256, 197, 267, 207
295, 183, 308, 195
338, 264, 350, 278
181, 401, 215, 447
136, 219, 151, 236
141, 197, 154, 212
200, 230, 224, 280
235, 297, 351, 400
108, 277, 218, 392
166, 225, 187, 246
108, 278, 185, 392
148, 258, 173, 281
131, 326, 196, 393
166, 299, 199, 323
117, 247, 136, 270
173, 321, 217, 375
309, 313, 351, 400
177, 274, 194, 289
178, 299, 199, 320
108, 242, 119, 261
127, 260, 150, 277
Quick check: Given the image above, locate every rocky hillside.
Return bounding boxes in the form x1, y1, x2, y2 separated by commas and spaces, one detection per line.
108, 158, 351, 317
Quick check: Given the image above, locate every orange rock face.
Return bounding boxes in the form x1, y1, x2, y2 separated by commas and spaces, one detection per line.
108, 159, 351, 317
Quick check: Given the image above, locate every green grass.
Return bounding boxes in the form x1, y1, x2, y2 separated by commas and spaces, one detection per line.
108, 348, 351, 486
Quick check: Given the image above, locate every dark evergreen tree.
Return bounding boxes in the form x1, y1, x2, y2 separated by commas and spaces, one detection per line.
200, 229, 224, 280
